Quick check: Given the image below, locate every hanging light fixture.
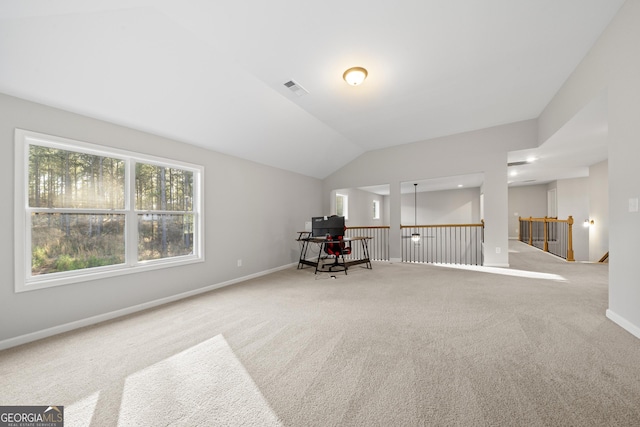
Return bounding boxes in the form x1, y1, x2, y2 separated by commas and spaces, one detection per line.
343, 67, 368, 86
411, 183, 421, 243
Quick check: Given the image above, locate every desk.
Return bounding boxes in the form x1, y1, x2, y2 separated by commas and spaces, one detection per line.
297, 235, 372, 274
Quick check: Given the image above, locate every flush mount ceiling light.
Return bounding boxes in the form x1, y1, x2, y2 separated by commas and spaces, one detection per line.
343, 67, 368, 86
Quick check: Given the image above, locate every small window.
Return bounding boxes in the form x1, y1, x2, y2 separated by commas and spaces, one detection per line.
15, 129, 204, 292
373, 200, 380, 220
336, 193, 348, 219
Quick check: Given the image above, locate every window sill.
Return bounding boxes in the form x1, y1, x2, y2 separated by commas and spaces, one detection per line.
16, 256, 204, 293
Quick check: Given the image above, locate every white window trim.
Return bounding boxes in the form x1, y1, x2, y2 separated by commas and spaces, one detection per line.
14, 129, 205, 293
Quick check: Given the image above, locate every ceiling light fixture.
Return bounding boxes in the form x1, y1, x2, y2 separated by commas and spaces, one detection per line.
343, 67, 368, 86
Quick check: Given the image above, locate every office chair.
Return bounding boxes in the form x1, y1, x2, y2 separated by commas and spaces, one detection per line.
323, 235, 351, 274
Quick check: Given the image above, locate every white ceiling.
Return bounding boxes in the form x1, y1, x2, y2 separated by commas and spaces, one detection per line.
0, 1, 622, 180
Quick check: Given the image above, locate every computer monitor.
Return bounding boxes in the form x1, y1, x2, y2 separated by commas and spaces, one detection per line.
311, 215, 345, 237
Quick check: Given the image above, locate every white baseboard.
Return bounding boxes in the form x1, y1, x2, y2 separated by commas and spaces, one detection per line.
0, 263, 297, 351
606, 309, 640, 340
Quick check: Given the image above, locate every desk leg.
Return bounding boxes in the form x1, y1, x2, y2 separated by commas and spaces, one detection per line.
361, 239, 372, 269
297, 240, 308, 269
315, 242, 325, 274
341, 250, 348, 275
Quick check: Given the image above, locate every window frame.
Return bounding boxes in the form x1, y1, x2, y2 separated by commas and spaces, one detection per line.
14, 129, 204, 293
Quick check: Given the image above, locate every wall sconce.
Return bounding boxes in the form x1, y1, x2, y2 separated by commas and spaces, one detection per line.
584, 219, 595, 227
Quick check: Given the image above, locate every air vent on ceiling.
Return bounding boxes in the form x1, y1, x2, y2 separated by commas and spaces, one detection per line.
507, 161, 529, 167
284, 80, 309, 97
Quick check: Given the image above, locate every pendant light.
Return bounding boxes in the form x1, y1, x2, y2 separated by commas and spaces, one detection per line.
411, 183, 421, 243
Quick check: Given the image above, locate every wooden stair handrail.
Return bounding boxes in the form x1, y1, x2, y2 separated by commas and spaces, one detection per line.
518, 215, 575, 261
400, 223, 484, 229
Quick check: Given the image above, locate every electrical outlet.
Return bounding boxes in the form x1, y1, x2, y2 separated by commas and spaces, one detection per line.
495, 247, 501, 254
237, 259, 242, 267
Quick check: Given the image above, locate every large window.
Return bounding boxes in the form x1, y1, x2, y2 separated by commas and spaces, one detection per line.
15, 129, 204, 292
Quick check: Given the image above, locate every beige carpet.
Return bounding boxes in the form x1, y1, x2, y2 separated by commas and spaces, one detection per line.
1, 240, 640, 426
115, 335, 281, 426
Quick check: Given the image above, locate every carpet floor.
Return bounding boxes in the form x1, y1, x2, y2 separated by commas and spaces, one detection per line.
1, 240, 639, 426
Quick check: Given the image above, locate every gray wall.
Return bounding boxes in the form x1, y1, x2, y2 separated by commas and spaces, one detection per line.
538, 0, 640, 337
402, 187, 481, 225
589, 160, 609, 261
508, 185, 548, 239
556, 178, 590, 262
0, 93, 322, 345
323, 120, 538, 266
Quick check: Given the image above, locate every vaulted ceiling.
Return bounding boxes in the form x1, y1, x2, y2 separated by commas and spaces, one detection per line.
0, 1, 623, 179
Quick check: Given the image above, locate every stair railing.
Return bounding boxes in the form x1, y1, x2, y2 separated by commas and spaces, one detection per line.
400, 222, 484, 265
344, 226, 390, 261
518, 216, 575, 261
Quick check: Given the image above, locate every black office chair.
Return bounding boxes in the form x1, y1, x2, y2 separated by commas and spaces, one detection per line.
323, 235, 351, 273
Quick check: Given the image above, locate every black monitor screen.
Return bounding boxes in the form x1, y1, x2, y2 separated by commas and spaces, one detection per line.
312, 216, 345, 237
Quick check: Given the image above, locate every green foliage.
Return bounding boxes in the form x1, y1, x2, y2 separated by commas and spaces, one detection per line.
32, 246, 48, 269
137, 214, 194, 261
31, 212, 192, 274
53, 254, 121, 272
31, 214, 126, 275
54, 254, 76, 271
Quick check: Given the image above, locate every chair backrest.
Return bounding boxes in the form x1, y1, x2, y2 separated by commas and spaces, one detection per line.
324, 235, 351, 256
